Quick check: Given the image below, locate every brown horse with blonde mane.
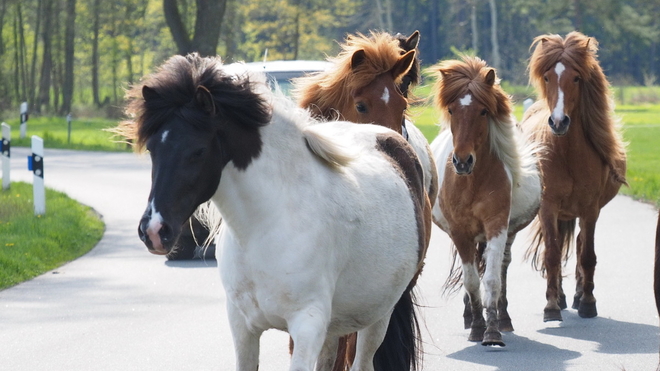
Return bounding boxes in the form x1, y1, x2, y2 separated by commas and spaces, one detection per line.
429, 56, 542, 346
521, 31, 627, 322
293, 30, 434, 371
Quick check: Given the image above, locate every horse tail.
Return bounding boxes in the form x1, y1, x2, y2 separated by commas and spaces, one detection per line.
373, 287, 422, 371
441, 242, 486, 296
524, 218, 576, 274
654, 213, 660, 317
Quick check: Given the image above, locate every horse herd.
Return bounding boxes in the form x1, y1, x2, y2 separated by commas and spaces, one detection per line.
114, 30, 649, 370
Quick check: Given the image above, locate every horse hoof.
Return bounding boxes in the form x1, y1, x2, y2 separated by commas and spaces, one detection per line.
543, 308, 563, 322
468, 326, 486, 342
578, 302, 597, 318
572, 294, 581, 310
498, 318, 514, 332
559, 294, 568, 310
482, 331, 505, 347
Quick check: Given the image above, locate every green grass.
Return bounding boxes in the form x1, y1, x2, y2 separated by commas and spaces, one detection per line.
0, 182, 105, 290
2, 116, 129, 152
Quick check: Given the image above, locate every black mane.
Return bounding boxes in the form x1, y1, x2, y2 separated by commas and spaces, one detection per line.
123, 53, 272, 163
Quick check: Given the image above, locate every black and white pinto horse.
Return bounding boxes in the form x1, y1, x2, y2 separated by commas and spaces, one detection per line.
120, 54, 429, 371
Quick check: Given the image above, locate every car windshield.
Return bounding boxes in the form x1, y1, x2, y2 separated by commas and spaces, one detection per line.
243, 60, 332, 96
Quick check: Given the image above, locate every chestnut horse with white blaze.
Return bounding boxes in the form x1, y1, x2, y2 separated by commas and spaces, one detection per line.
521, 32, 627, 322
117, 54, 428, 371
429, 56, 542, 346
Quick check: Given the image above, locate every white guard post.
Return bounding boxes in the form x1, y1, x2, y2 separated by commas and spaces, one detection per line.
1, 123, 10, 190
30, 136, 45, 215
20, 102, 28, 139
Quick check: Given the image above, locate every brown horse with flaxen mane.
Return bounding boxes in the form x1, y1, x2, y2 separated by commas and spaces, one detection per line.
521, 31, 627, 322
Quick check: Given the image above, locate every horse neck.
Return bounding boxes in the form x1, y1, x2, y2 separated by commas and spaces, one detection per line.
212, 110, 313, 238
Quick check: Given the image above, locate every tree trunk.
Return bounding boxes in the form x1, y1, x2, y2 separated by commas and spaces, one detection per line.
470, 1, 478, 54
91, 0, 100, 106
60, 0, 75, 115
28, 0, 43, 111
489, 0, 500, 70
164, 0, 227, 56
38, 0, 54, 113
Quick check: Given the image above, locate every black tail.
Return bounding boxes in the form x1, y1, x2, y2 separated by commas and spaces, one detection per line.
373, 287, 422, 371
524, 218, 576, 275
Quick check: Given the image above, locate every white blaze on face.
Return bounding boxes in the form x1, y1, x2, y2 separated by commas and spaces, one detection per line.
161, 130, 169, 143
459, 94, 472, 107
551, 62, 566, 123
381, 87, 390, 104
146, 199, 164, 249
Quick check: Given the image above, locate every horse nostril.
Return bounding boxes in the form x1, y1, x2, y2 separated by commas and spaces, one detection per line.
160, 222, 173, 243
466, 154, 474, 166
562, 115, 570, 128
547, 116, 554, 128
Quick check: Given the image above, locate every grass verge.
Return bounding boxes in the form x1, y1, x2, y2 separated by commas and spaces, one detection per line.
0, 182, 105, 290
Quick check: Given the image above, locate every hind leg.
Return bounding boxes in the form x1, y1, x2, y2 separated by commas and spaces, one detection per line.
350, 314, 391, 371
316, 334, 341, 371
572, 231, 584, 310
497, 236, 514, 332
288, 307, 331, 371
576, 217, 598, 318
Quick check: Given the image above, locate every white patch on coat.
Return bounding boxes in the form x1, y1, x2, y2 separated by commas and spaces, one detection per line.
460, 94, 472, 107
381, 87, 390, 104
482, 229, 508, 307
161, 130, 169, 143
552, 63, 566, 122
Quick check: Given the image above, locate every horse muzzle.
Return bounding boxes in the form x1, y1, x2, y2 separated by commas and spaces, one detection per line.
138, 214, 178, 255
452, 153, 474, 175
548, 115, 570, 136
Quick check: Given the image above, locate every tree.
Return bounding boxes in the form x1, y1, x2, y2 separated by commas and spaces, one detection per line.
163, 0, 228, 56
61, 0, 76, 115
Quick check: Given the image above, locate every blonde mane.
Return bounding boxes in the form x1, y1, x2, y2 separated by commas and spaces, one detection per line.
292, 31, 405, 119
528, 31, 627, 183
431, 56, 530, 185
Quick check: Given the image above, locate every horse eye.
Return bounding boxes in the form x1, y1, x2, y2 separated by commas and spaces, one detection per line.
356, 103, 367, 114
574, 76, 580, 83
543, 76, 549, 83
191, 148, 205, 159
448, 109, 453, 115
480, 109, 488, 116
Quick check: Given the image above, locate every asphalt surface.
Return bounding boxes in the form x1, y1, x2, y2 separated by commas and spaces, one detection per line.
1, 147, 658, 370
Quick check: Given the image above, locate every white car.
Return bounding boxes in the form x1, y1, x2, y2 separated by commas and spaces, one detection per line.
243, 60, 332, 95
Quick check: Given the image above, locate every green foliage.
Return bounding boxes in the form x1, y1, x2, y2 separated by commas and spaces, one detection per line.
0, 182, 105, 290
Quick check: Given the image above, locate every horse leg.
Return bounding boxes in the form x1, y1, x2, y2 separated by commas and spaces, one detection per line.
350, 314, 391, 371
462, 260, 486, 342
481, 231, 506, 346
316, 335, 341, 371
462, 292, 472, 329
541, 211, 564, 322
576, 217, 598, 318
497, 236, 514, 332
572, 230, 585, 310
227, 301, 262, 371
288, 308, 330, 371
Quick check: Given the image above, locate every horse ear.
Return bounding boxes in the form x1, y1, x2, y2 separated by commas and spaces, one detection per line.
485, 68, 496, 86
391, 50, 416, 80
142, 86, 159, 102
351, 49, 367, 70
195, 85, 216, 116
405, 31, 420, 50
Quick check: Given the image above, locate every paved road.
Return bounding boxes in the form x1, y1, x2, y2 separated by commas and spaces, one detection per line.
1, 147, 658, 370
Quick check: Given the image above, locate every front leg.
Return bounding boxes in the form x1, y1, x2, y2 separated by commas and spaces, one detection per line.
481, 229, 507, 346
497, 235, 514, 332
288, 306, 331, 371
351, 313, 391, 371
227, 300, 262, 371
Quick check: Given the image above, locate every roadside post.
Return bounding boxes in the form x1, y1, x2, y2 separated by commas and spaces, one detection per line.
20, 102, 28, 139
67, 113, 72, 144
28, 136, 45, 215
1, 123, 10, 190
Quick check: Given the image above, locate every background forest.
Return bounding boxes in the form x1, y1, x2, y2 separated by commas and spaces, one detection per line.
0, 0, 658, 118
